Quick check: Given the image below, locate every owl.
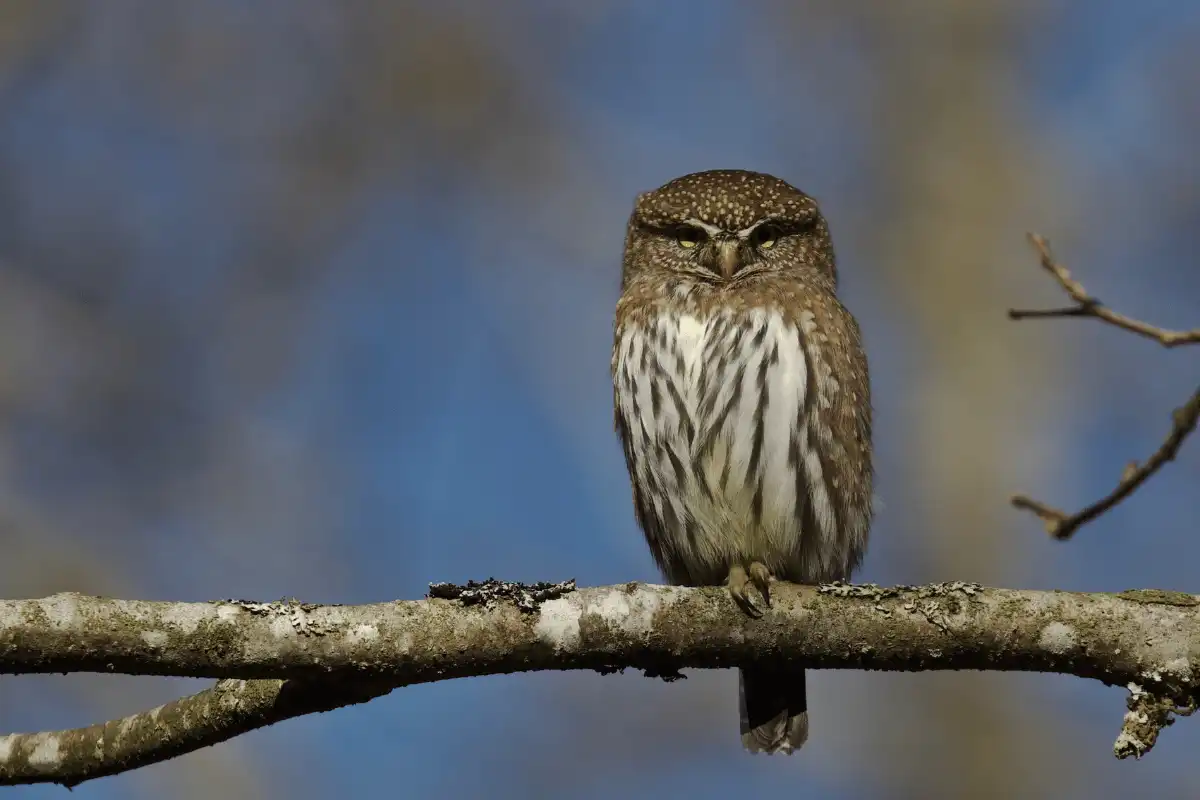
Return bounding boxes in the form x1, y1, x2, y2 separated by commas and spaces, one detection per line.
611, 170, 873, 754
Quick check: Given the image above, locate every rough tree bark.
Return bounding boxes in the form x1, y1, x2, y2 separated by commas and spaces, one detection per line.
3, 579, 1200, 787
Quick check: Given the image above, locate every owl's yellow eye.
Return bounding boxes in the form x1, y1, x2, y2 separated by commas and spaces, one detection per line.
751, 224, 778, 249
675, 226, 704, 249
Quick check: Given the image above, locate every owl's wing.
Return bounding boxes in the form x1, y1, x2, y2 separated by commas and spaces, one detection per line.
612, 323, 697, 586
795, 293, 873, 580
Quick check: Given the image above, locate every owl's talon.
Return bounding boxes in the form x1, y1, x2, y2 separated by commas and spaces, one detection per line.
748, 562, 772, 607
727, 564, 764, 618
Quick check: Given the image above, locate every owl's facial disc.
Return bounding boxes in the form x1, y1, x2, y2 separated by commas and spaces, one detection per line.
709, 219, 780, 279
665, 217, 784, 281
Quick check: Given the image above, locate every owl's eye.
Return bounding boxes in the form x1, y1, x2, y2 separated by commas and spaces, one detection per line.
750, 223, 779, 250
675, 226, 705, 249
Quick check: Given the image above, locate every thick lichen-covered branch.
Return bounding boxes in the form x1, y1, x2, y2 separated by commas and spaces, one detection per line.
3, 581, 1200, 786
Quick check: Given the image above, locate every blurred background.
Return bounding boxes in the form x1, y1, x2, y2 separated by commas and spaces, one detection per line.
1, 1, 1198, 798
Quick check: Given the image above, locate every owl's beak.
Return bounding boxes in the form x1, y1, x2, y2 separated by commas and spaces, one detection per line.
717, 239, 741, 279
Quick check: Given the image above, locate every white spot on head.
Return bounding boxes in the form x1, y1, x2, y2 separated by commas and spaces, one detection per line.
1038, 621, 1078, 654
535, 597, 582, 649
141, 631, 168, 648
0, 735, 12, 762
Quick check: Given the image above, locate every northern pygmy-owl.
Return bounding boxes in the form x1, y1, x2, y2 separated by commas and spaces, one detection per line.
612, 170, 873, 754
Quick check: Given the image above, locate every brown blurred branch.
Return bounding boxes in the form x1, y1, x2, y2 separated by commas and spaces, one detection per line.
1009, 234, 1200, 539
4, 581, 1200, 785
1012, 387, 1200, 539
1009, 234, 1200, 347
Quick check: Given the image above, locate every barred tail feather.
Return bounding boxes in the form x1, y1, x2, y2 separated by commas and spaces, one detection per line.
739, 666, 808, 754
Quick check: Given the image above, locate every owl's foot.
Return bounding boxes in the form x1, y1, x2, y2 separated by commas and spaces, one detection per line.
748, 562, 772, 606
727, 562, 773, 618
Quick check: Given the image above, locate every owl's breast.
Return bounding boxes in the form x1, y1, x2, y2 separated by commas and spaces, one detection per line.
614, 306, 838, 583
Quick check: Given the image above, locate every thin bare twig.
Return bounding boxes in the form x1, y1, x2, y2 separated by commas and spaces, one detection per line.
1009, 234, 1200, 347
1012, 387, 1200, 539
1009, 234, 1200, 539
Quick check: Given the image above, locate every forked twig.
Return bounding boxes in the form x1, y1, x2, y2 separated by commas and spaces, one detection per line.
1009, 234, 1200, 347
1009, 234, 1200, 539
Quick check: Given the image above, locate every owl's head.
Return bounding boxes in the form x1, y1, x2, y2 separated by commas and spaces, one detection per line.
622, 170, 836, 291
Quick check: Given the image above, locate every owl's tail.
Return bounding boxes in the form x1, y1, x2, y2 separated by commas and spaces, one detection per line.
739, 666, 808, 754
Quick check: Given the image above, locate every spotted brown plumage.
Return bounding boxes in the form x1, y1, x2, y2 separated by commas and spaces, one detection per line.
612, 170, 873, 754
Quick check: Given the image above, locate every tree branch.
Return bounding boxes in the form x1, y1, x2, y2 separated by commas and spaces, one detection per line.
1011, 385, 1200, 539
1009, 233, 1200, 347
4, 580, 1200, 785
0, 676, 395, 788
1008, 233, 1200, 538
